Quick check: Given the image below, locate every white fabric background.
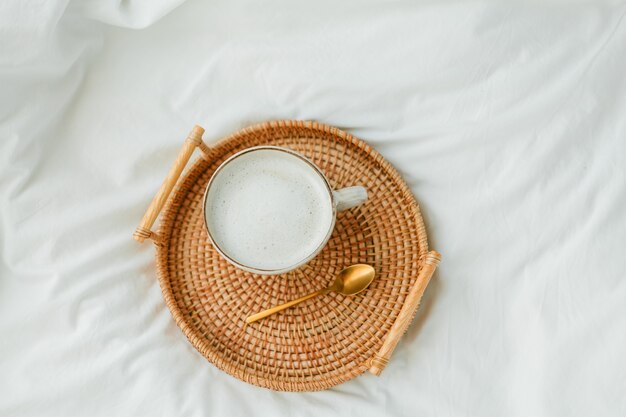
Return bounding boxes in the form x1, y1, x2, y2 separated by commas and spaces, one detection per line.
1, 1, 625, 416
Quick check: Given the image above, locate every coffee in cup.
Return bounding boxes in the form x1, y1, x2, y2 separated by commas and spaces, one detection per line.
203, 146, 367, 274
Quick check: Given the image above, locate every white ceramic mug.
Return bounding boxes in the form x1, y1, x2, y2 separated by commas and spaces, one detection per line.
203, 146, 367, 275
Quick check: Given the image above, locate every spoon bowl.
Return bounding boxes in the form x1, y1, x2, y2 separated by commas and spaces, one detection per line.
332, 264, 375, 295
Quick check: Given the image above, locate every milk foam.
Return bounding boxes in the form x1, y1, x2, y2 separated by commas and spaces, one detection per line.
206, 149, 334, 271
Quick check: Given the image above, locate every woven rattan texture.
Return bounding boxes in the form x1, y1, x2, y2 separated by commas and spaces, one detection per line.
155, 121, 429, 391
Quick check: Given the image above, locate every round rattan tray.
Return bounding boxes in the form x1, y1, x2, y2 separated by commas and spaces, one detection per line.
134, 121, 440, 391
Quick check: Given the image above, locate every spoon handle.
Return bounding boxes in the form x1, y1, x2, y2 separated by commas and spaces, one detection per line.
246, 288, 329, 324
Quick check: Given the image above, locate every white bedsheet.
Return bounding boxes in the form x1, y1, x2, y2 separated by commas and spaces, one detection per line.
1, 1, 625, 415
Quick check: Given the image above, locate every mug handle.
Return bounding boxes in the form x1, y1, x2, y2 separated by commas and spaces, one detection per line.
333, 186, 368, 211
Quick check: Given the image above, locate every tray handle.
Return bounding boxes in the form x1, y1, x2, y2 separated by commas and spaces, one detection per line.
133, 125, 209, 243
369, 250, 441, 376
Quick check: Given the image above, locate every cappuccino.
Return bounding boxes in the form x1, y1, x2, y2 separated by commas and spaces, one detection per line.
205, 148, 334, 272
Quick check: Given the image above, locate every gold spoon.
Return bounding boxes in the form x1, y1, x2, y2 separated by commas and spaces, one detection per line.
246, 264, 375, 324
